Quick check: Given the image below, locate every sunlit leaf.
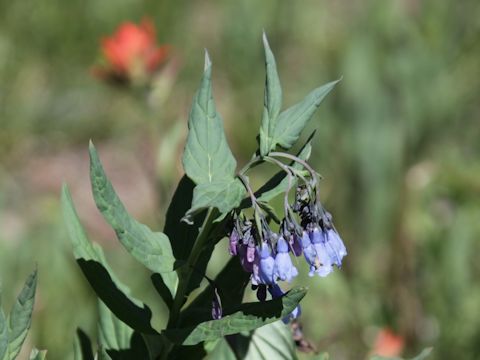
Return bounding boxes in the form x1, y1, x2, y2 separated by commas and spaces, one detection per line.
273, 79, 340, 150
182, 51, 237, 185
184, 179, 245, 222
88, 142, 177, 296
259, 32, 282, 156
6, 269, 37, 360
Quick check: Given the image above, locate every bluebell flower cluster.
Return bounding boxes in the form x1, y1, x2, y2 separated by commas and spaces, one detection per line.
225, 182, 347, 323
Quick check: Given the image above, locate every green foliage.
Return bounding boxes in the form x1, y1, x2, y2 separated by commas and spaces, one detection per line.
182, 52, 237, 186
164, 288, 306, 346
208, 321, 298, 360
89, 142, 177, 295
61, 185, 159, 334
272, 79, 339, 151
0, 271, 37, 360
182, 53, 246, 222
259, 33, 282, 156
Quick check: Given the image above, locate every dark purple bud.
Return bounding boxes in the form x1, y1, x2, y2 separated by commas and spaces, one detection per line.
211, 287, 222, 320
238, 244, 254, 273
291, 233, 303, 257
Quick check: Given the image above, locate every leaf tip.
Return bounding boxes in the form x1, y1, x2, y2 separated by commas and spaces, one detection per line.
204, 49, 212, 71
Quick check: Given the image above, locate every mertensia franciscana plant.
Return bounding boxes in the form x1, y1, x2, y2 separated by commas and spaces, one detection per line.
61, 32, 345, 360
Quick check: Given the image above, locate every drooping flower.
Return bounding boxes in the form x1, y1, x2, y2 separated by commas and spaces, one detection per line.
274, 237, 298, 282
268, 284, 301, 324
252, 243, 275, 285
309, 227, 334, 277
322, 228, 347, 267
93, 18, 170, 84
300, 231, 319, 277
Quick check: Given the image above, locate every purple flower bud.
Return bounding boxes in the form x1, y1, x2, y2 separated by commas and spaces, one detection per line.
238, 244, 254, 273
274, 237, 298, 282
246, 238, 256, 263
291, 233, 303, 257
229, 228, 239, 256
211, 288, 222, 320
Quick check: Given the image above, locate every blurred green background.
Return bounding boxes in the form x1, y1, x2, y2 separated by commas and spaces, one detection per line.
0, 0, 479, 359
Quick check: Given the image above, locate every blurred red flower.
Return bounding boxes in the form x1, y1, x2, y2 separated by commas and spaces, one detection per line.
372, 328, 405, 357
93, 18, 170, 84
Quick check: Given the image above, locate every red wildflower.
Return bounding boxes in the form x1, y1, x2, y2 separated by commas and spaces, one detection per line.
94, 18, 169, 84
372, 328, 405, 357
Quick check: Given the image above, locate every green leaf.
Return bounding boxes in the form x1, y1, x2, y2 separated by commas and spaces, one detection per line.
257, 131, 314, 202
74, 329, 94, 360
29, 348, 47, 360
208, 321, 297, 360
7, 269, 37, 360
88, 142, 177, 296
272, 79, 340, 150
164, 287, 307, 346
259, 32, 282, 156
182, 51, 237, 185
184, 179, 245, 222
98, 300, 132, 351
62, 185, 158, 334
0, 307, 8, 360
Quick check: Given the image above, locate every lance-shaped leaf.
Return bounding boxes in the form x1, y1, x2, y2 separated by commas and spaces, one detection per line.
6, 269, 37, 360
183, 179, 245, 222
88, 142, 177, 296
272, 79, 340, 150
182, 51, 237, 185
62, 185, 158, 334
256, 131, 315, 203
259, 32, 282, 156
164, 287, 306, 346
0, 307, 8, 360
